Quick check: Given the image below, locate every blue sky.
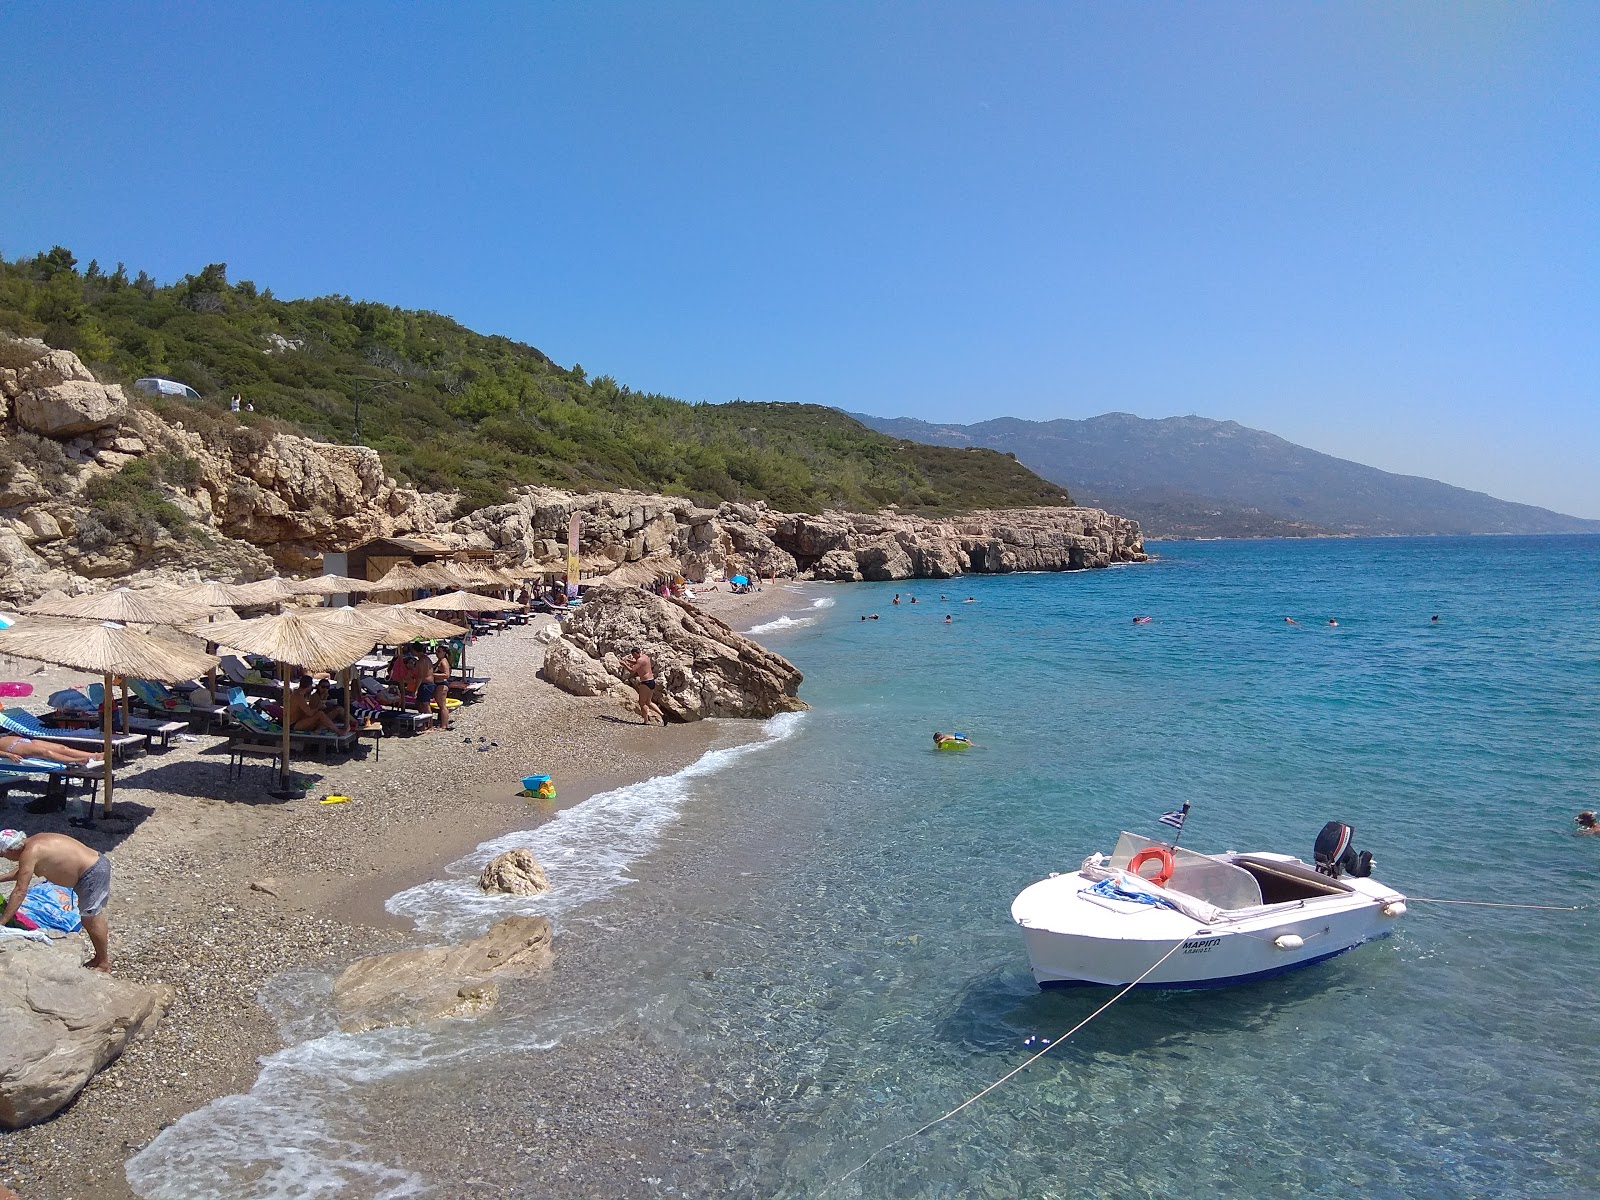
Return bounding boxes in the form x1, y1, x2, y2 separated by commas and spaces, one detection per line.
4, 3, 1597, 516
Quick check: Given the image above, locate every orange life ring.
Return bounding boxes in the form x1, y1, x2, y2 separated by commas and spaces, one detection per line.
1128, 845, 1175, 888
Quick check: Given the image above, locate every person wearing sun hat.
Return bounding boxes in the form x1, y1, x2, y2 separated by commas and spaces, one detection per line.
1, 829, 114, 971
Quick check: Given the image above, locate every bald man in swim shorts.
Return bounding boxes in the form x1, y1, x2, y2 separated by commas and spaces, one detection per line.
1, 829, 113, 970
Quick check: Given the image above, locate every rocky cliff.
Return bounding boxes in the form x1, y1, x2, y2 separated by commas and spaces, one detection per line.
0, 341, 1144, 604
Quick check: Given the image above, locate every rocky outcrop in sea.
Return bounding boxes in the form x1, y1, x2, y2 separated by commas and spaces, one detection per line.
541, 585, 808, 721
0, 341, 1145, 603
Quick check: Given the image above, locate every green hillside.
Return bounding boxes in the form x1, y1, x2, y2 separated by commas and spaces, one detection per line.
0, 247, 1070, 516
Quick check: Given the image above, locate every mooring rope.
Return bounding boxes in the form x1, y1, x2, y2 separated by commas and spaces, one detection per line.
1407, 897, 1584, 911
823, 934, 1191, 1195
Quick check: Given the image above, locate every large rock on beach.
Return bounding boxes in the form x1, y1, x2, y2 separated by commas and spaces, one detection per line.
0, 939, 174, 1129
547, 586, 808, 722
478, 849, 550, 896
331, 914, 554, 1033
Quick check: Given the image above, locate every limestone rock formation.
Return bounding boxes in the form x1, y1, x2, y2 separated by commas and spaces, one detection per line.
478, 849, 550, 896
331, 914, 554, 1033
546, 586, 807, 721
0, 343, 1146, 605
1, 343, 128, 438
0, 939, 174, 1129
540, 636, 624, 699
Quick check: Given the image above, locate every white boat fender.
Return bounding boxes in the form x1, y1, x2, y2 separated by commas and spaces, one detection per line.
1382, 901, 1407, 917
1273, 934, 1305, 951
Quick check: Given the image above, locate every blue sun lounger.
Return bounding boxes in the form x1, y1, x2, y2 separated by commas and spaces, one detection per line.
0, 709, 142, 762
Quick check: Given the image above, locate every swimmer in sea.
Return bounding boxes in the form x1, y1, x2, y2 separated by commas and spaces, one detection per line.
1328, 619, 1339, 627
1133, 615, 1152, 625
933, 731, 971, 749
1431, 614, 1440, 623
1285, 617, 1298, 625
944, 614, 952, 624
964, 597, 975, 603
1576, 811, 1599, 836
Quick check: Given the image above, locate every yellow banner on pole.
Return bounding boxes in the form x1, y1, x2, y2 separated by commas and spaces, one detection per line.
566, 513, 581, 597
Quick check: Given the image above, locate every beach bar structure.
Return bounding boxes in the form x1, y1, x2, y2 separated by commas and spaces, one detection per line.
322, 537, 496, 605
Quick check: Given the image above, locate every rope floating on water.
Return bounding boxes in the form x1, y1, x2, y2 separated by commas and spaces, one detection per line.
823, 935, 1191, 1195
1407, 897, 1585, 911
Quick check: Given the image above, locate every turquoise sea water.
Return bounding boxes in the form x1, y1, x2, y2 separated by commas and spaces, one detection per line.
129, 537, 1600, 1198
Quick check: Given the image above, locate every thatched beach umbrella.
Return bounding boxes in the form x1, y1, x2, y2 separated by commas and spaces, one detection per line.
0, 620, 219, 817
25, 586, 213, 626
354, 604, 469, 644
24, 587, 219, 737
288, 574, 382, 597
204, 611, 380, 796
402, 589, 522, 615
229, 577, 298, 608
371, 562, 456, 594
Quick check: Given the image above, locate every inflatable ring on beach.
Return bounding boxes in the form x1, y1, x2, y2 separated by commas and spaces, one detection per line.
1129, 845, 1175, 888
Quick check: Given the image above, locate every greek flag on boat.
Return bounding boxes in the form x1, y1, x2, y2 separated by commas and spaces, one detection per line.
1158, 808, 1187, 832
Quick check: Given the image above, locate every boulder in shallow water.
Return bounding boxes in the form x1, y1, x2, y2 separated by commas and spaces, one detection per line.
332, 914, 554, 1033
479, 849, 550, 896
0, 940, 174, 1129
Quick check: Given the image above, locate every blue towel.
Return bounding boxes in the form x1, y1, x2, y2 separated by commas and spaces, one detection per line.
1087, 877, 1171, 908
0, 710, 51, 738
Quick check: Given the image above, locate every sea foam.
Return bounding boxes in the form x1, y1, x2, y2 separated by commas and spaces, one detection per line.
746, 614, 816, 635
125, 711, 807, 1198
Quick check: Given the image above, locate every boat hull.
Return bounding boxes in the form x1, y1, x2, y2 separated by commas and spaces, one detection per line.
1013, 866, 1405, 989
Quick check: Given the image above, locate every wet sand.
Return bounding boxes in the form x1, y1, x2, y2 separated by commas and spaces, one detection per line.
0, 581, 812, 1200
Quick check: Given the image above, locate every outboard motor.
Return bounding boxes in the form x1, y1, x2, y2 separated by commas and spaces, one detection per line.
1314, 821, 1374, 878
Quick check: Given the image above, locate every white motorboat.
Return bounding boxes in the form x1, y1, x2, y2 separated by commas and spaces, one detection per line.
1012, 822, 1408, 989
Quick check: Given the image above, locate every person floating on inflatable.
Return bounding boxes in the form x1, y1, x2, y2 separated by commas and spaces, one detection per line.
933, 730, 972, 751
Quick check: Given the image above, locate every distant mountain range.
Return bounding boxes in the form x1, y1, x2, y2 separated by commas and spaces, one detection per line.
850, 412, 1600, 539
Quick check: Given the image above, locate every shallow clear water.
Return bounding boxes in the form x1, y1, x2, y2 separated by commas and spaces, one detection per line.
129, 538, 1600, 1198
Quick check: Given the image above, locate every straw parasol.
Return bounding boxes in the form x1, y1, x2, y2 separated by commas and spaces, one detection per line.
23, 587, 221, 745
0, 620, 219, 817
25, 586, 213, 626
354, 604, 469, 643
371, 562, 457, 593
588, 557, 674, 590
288, 574, 382, 597
403, 589, 522, 614
147, 581, 262, 610
203, 611, 382, 796
228, 577, 298, 607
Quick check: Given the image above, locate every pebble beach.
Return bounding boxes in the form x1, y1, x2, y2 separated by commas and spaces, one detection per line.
0, 581, 807, 1200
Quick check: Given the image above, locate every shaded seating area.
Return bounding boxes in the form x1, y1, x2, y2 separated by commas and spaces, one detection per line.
45, 685, 203, 748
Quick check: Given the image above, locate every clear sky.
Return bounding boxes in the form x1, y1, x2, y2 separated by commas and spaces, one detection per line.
4, 3, 1597, 515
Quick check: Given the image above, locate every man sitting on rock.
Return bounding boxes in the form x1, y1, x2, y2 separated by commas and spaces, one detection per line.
0, 829, 113, 971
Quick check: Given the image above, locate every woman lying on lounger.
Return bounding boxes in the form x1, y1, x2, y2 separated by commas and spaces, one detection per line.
0, 733, 104, 768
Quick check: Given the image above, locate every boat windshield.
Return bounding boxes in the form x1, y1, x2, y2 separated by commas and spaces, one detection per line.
1109, 832, 1264, 911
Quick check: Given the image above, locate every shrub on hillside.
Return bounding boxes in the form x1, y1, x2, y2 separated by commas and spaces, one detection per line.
0, 431, 72, 489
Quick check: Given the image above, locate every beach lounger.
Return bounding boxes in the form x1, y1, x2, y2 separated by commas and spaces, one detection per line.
0, 757, 103, 807
85, 681, 227, 735
227, 699, 362, 756
0, 710, 143, 762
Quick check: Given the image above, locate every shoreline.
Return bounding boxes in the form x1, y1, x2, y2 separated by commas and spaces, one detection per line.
0, 581, 810, 1200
